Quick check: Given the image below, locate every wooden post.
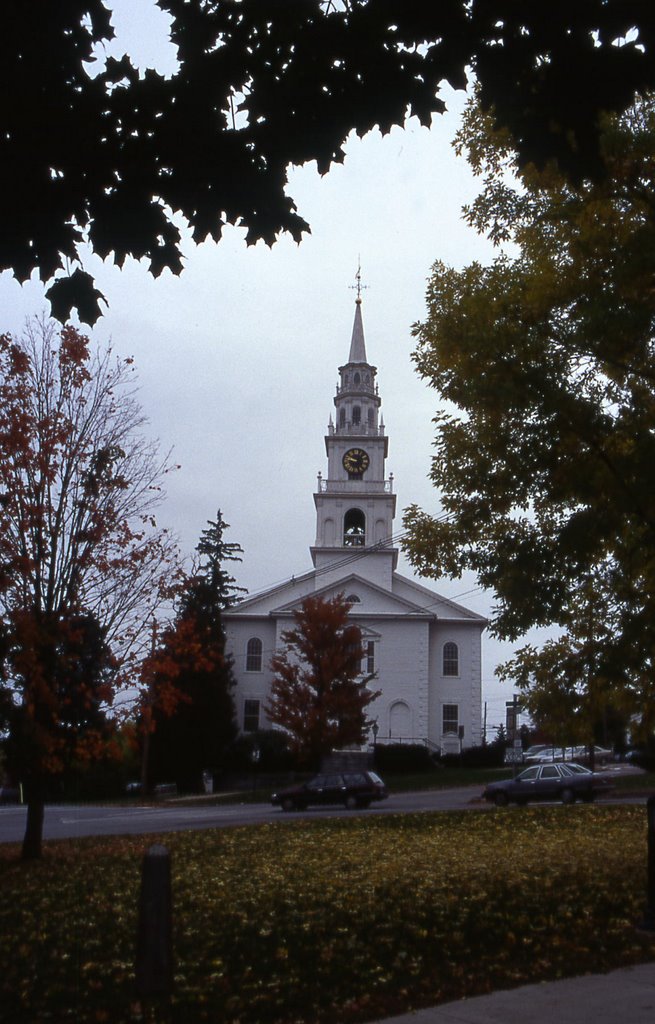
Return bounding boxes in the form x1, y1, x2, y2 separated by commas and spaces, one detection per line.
639, 796, 655, 932
135, 844, 173, 1004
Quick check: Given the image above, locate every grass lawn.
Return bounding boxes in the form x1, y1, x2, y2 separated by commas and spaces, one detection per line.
1, 805, 654, 1023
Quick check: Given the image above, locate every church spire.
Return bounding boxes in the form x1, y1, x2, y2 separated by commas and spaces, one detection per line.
348, 262, 368, 363
348, 298, 367, 364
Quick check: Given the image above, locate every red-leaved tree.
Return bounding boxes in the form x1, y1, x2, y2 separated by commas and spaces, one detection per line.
0, 318, 181, 858
266, 594, 379, 768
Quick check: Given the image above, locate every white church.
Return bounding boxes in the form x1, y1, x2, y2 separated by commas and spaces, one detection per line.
224, 294, 486, 754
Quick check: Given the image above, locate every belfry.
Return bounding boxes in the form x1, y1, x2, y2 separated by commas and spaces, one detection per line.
224, 292, 486, 753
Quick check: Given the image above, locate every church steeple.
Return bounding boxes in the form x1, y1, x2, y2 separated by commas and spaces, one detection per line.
348, 298, 367, 364
334, 297, 383, 440
311, 291, 398, 585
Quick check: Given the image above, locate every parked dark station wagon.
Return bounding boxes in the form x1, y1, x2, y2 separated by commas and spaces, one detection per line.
483, 762, 613, 807
272, 770, 388, 811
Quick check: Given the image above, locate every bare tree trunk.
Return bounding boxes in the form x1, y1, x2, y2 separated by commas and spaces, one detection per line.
22, 797, 44, 861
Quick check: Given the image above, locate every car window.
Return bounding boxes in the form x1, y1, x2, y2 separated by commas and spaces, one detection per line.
564, 763, 591, 775
306, 776, 326, 791
368, 771, 384, 785
540, 765, 560, 779
518, 766, 540, 781
322, 775, 343, 788
343, 773, 368, 785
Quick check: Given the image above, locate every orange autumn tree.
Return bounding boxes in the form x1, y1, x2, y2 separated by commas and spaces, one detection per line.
266, 594, 379, 768
0, 318, 180, 859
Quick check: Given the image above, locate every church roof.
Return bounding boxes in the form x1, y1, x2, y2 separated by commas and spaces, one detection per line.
348, 299, 368, 364
223, 568, 487, 625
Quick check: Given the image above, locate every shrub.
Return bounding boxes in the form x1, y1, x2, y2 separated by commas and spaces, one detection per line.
374, 743, 436, 773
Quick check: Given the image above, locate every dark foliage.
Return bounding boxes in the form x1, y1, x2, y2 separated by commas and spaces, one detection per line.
3, 2, 654, 322
439, 742, 505, 769
228, 729, 295, 773
374, 742, 436, 774
3, 613, 117, 799
148, 512, 241, 791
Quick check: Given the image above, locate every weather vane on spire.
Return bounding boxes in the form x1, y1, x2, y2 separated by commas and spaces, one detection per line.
350, 258, 369, 304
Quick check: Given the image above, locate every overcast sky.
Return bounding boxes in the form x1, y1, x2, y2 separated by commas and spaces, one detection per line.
0, 2, 542, 731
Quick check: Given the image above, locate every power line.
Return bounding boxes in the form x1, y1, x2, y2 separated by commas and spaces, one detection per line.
238, 511, 459, 602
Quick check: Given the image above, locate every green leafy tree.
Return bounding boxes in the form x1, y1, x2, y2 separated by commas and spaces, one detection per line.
0, 318, 180, 858
147, 512, 244, 790
266, 593, 379, 768
497, 573, 635, 760
3, 2, 653, 323
403, 93, 655, 744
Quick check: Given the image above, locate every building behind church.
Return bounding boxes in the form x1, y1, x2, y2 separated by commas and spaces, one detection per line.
224, 295, 486, 755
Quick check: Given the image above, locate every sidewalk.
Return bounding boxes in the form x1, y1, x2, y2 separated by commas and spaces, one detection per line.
373, 961, 655, 1024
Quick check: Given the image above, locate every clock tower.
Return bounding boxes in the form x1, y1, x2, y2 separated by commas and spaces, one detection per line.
311, 294, 398, 587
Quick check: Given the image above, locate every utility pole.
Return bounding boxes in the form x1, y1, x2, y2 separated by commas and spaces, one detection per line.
140, 618, 158, 795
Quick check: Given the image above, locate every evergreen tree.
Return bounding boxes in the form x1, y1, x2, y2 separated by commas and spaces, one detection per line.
148, 512, 244, 790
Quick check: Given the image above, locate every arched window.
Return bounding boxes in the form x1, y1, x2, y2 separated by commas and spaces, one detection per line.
339, 407, 346, 427
246, 637, 263, 672
352, 405, 361, 425
390, 700, 411, 738
443, 642, 459, 676
346, 594, 361, 604
367, 407, 374, 428
354, 372, 361, 385
344, 508, 365, 546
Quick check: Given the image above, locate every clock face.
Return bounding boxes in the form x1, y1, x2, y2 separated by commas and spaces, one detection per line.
343, 447, 370, 476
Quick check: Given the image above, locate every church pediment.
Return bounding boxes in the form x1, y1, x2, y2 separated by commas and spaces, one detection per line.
270, 574, 436, 620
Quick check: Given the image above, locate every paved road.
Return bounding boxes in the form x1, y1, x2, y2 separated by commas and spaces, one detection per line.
0, 785, 647, 844
0, 786, 486, 843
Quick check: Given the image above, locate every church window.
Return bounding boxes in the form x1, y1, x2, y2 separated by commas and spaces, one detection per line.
339, 408, 346, 427
344, 508, 365, 546
246, 637, 263, 672
352, 405, 361, 425
363, 640, 375, 675
442, 704, 459, 734
346, 594, 361, 604
389, 700, 411, 738
443, 642, 459, 676
354, 372, 361, 385
367, 407, 374, 428
243, 699, 260, 732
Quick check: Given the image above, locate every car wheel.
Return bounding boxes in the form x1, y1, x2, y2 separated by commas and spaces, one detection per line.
494, 791, 509, 807
344, 795, 358, 810
281, 797, 295, 812
560, 788, 575, 805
